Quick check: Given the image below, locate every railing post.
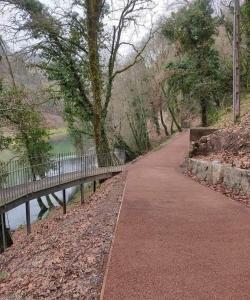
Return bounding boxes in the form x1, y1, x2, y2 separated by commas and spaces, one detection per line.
84, 155, 87, 176
1, 213, 7, 252
63, 189, 66, 214
81, 183, 84, 205
26, 201, 31, 235
93, 180, 96, 193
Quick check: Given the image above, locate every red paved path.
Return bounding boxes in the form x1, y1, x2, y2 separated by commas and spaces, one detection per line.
102, 132, 250, 300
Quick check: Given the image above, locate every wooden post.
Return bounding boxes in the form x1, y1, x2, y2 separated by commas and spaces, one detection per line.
93, 180, 96, 193
1, 213, 7, 252
25, 201, 31, 235
81, 183, 84, 205
63, 189, 66, 214
233, 0, 240, 123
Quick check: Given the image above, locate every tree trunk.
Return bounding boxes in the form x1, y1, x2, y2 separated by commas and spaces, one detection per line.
151, 103, 160, 136
86, 1, 112, 166
159, 102, 169, 137
94, 122, 112, 167
200, 98, 208, 127
161, 87, 182, 132
171, 119, 174, 134
167, 104, 182, 132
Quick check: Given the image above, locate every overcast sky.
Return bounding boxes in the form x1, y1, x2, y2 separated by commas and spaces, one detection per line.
0, 0, 174, 55
39, 0, 171, 48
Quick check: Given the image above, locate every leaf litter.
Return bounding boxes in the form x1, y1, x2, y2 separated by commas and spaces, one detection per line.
0, 172, 127, 300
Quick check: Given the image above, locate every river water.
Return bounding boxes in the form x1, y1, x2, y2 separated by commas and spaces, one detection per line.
3, 135, 79, 230
7, 187, 77, 229
2, 136, 124, 230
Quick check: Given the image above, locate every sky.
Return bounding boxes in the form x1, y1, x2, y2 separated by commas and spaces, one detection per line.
39, 0, 171, 48
0, 0, 174, 55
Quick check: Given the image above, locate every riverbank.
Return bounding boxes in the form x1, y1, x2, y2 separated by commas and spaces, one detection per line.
0, 172, 127, 299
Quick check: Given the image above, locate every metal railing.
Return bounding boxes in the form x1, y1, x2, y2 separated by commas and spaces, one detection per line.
0, 149, 125, 206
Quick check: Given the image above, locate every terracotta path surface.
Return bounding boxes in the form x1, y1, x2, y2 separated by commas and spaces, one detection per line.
101, 132, 250, 300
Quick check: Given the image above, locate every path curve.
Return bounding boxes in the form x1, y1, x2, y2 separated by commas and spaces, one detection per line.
102, 132, 250, 300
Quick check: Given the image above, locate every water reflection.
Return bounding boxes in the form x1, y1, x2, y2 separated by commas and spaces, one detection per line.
6, 187, 77, 229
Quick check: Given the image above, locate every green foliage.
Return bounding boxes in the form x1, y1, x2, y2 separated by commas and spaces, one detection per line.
0, 85, 52, 178
4, 0, 152, 160
14, 116, 52, 178
7, 0, 93, 141
0, 134, 11, 152
163, 0, 232, 126
207, 105, 220, 125
163, 0, 216, 53
22, 0, 43, 12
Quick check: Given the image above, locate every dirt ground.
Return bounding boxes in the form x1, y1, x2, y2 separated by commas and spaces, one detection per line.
0, 172, 126, 300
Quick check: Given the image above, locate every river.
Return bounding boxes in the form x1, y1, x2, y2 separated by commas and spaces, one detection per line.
2, 135, 81, 230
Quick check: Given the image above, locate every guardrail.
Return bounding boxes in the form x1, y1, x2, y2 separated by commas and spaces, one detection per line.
0, 149, 125, 206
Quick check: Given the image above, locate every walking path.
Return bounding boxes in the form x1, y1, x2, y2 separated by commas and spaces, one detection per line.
101, 132, 250, 300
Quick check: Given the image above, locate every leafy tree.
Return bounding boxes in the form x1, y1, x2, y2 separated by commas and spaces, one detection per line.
0, 85, 53, 214
0, 86, 52, 174
163, 0, 232, 126
2, 0, 153, 165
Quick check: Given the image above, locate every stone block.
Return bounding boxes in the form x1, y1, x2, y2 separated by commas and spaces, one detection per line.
240, 170, 250, 195
195, 160, 211, 181
187, 158, 250, 196
211, 161, 224, 185
223, 167, 242, 192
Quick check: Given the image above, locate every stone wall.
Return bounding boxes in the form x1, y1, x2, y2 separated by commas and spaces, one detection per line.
187, 158, 250, 196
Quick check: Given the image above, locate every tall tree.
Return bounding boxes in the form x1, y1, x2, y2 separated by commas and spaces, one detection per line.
1, 0, 153, 165
163, 0, 231, 126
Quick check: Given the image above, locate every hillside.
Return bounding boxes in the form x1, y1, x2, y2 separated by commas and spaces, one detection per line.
192, 97, 250, 169
0, 173, 126, 299
212, 94, 250, 128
